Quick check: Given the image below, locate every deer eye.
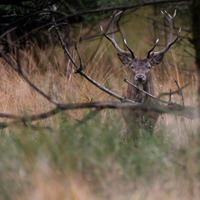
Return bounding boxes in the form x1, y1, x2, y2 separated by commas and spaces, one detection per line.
147, 65, 151, 69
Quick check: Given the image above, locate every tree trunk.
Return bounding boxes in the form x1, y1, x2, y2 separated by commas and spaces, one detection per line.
191, 0, 200, 148
191, 0, 200, 103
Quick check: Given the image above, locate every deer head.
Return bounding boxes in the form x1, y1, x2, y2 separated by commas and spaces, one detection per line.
117, 54, 156, 86
100, 10, 181, 94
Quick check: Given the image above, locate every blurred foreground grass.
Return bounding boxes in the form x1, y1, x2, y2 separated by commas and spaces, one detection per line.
0, 7, 199, 200
0, 111, 200, 199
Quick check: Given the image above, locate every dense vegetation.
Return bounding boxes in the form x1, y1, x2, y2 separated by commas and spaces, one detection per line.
0, 2, 199, 199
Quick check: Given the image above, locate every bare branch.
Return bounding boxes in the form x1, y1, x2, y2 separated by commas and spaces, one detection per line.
173, 78, 184, 106
157, 81, 192, 100
1, 1, 188, 45
124, 78, 192, 107
169, 89, 172, 102
183, 49, 195, 58
167, 61, 196, 72
0, 49, 60, 106
124, 78, 170, 104
74, 43, 83, 71
73, 108, 102, 128
0, 27, 17, 39
0, 102, 197, 127
51, 17, 136, 103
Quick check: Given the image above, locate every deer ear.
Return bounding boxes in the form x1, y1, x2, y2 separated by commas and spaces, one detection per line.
150, 53, 164, 66
117, 53, 132, 66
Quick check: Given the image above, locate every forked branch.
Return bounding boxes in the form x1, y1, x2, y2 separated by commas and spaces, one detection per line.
0, 49, 60, 106
0, 9, 192, 131
157, 81, 192, 100
0, 102, 197, 128
124, 77, 192, 105
51, 16, 136, 103
124, 77, 169, 104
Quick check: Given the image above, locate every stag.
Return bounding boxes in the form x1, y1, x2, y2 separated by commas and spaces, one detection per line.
100, 10, 181, 137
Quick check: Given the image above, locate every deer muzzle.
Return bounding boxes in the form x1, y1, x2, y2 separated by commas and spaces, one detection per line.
135, 74, 146, 84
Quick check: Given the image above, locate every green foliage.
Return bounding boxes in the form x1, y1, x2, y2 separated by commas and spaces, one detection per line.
0, 110, 197, 198
97, 0, 142, 7
79, 0, 143, 22
0, 1, 46, 14
0, 0, 143, 23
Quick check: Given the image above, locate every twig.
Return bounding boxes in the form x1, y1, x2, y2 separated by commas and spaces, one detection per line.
1, 0, 189, 32
0, 49, 60, 106
167, 61, 196, 72
183, 49, 195, 58
116, 11, 126, 50
0, 102, 197, 126
0, 27, 17, 39
74, 43, 83, 72
47, 22, 68, 69
85, 20, 110, 67
0, 119, 53, 130
157, 81, 192, 100
173, 78, 184, 106
124, 78, 170, 104
73, 108, 102, 128
4, 0, 188, 47
51, 17, 136, 103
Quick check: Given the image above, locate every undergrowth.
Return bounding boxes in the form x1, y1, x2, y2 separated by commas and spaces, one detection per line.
0, 7, 199, 200
1, 111, 198, 200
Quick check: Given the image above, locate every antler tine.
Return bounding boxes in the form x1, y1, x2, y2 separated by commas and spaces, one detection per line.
153, 28, 181, 57
173, 10, 177, 18
152, 10, 181, 57
100, 10, 134, 58
147, 39, 159, 58
161, 10, 177, 43
161, 10, 176, 20
164, 10, 176, 19
110, 10, 122, 38
124, 39, 135, 58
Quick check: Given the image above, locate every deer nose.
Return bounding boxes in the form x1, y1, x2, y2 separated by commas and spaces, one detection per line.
136, 75, 144, 82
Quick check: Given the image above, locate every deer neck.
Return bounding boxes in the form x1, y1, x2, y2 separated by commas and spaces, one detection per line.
127, 71, 154, 103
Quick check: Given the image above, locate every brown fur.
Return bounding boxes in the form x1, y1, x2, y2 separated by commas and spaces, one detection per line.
101, 10, 180, 139
118, 55, 159, 137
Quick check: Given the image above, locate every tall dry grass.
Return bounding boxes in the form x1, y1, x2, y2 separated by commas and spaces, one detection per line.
0, 7, 199, 200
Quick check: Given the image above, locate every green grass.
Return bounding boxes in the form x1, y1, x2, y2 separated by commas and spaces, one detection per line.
0, 111, 199, 199
0, 6, 199, 200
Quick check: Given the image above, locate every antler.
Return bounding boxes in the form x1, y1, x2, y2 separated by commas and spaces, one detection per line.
150, 10, 181, 58
100, 10, 135, 59
147, 39, 159, 58
163, 10, 177, 43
